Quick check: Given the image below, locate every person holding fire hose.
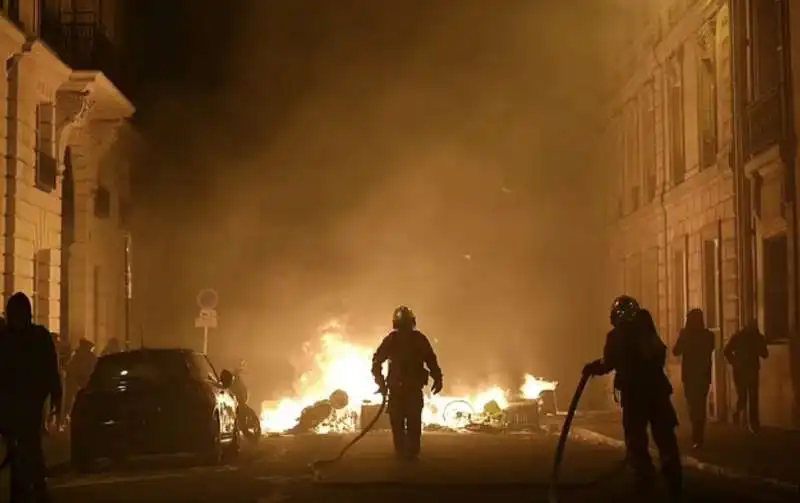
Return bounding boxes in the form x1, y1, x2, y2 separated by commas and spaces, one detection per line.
371, 306, 443, 461
582, 296, 683, 501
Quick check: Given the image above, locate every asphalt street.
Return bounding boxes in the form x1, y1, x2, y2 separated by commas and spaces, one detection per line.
50, 431, 796, 503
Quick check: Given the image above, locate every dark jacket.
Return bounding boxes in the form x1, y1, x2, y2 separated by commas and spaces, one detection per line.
0, 323, 63, 430
724, 324, 768, 374
602, 324, 672, 398
372, 329, 442, 389
673, 327, 715, 387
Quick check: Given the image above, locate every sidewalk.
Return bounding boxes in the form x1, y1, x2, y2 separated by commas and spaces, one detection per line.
573, 412, 800, 487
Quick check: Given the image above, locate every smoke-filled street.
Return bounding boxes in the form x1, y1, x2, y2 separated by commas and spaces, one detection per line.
50, 431, 794, 503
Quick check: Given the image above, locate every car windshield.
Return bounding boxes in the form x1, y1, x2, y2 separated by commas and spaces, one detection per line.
89, 351, 189, 389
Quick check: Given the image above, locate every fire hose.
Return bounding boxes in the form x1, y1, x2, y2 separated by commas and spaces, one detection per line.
304, 374, 628, 493
308, 389, 388, 478
547, 372, 628, 503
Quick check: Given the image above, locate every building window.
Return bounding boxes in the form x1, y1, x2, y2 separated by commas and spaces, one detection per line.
742, 0, 784, 157
698, 22, 718, 170
625, 99, 640, 211
642, 247, 659, 313
667, 50, 685, 186
2, 0, 20, 26
762, 234, 789, 342
672, 246, 688, 344
95, 186, 111, 218
35, 103, 57, 193
702, 239, 720, 330
625, 252, 642, 301
33, 250, 51, 327
641, 81, 657, 202
612, 112, 625, 218
746, 0, 782, 103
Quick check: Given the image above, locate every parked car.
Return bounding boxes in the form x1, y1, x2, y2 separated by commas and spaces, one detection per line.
70, 348, 239, 472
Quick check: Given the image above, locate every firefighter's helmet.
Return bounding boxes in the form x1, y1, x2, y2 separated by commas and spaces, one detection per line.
392, 306, 416, 330
610, 295, 640, 328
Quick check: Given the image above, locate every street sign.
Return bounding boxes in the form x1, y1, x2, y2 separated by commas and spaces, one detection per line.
196, 289, 219, 310
195, 308, 217, 355
194, 308, 218, 329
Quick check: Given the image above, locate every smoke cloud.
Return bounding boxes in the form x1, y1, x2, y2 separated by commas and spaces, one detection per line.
128, 0, 626, 394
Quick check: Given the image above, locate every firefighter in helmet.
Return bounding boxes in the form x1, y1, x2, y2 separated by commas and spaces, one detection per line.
583, 295, 683, 500
372, 306, 443, 460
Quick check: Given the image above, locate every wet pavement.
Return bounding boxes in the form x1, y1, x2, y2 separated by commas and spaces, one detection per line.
49, 431, 796, 502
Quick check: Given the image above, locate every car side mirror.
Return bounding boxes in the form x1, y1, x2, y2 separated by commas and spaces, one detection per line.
219, 370, 233, 389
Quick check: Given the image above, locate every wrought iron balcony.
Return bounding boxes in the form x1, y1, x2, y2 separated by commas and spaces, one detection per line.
40, 10, 119, 81
744, 89, 783, 159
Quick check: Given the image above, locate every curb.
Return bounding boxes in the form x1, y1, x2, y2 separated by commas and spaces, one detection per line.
571, 427, 799, 493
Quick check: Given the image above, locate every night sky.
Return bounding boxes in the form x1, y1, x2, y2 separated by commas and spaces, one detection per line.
116, 0, 617, 389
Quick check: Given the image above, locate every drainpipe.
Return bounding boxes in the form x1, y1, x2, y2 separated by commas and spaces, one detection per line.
778, 0, 800, 426
730, 0, 751, 327
3, 44, 31, 304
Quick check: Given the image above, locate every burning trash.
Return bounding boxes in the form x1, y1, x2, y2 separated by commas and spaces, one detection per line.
259, 320, 558, 435
286, 389, 352, 434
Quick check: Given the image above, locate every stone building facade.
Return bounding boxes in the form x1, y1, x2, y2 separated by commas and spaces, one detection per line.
603, 0, 798, 428
1, 1, 134, 352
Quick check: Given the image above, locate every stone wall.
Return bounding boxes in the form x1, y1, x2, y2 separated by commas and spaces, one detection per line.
603, 1, 796, 427
0, 17, 134, 353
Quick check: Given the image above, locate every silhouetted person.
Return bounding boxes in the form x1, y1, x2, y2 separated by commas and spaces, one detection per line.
0, 292, 62, 502
673, 309, 715, 448
724, 320, 768, 433
372, 306, 443, 460
231, 359, 249, 406
101, 337, 121, 356
64, 338, 97, 422
583, 298, 682, 501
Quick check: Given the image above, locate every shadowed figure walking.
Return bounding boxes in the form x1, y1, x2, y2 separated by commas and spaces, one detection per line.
0, 292, 62, 502
673, 309, 715, 448
724, 321, 768, 433
583, 298, 682, 501
372, 306, 443, 460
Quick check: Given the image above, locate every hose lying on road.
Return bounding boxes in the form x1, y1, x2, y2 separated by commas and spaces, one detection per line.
308, 390, 388, 479
547, 372, 628, 503
303, 377, 626, 490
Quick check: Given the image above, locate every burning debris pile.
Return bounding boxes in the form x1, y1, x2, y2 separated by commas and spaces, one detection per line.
260, 320, 558, 435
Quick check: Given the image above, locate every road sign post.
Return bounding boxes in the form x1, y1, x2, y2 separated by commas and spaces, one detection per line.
195, 289, 219, 355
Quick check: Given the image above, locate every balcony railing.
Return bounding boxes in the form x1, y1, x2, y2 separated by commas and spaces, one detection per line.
744, 89, 783, 158
40, 10, 118, 81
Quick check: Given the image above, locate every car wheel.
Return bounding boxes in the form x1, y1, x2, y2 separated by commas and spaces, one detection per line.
200, 414, 223, 466
71, 442, 95, 474
238, 406, 261, 443
222, 427, 240, 463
